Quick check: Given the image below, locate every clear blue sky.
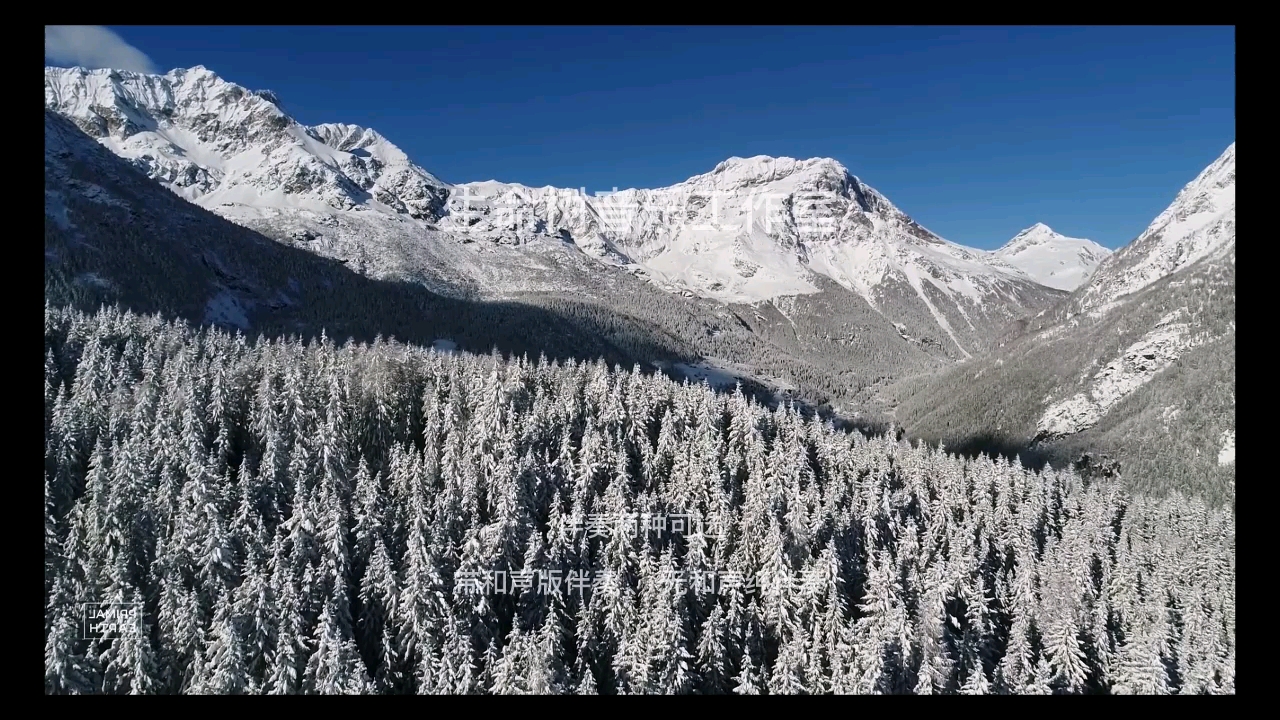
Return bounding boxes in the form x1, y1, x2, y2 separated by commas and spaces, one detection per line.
66, 26, 1234, 249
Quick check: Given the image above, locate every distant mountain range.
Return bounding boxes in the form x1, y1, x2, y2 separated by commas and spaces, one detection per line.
44, 64, 1234, 497
46, 65, 1093, 359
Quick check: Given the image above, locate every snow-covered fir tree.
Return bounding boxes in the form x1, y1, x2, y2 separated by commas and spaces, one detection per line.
43, 305, 1235, 694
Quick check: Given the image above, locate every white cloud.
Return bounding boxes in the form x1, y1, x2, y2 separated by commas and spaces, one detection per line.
45, 26, 156, 74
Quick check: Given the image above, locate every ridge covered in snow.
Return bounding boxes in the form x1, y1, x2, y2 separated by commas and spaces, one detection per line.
902, 144, 1236, 495
1076, 143, 1235, 314
992, 223, 1111, 291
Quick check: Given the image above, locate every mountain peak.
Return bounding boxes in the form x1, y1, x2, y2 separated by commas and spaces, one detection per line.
1004, 223, 1064, 247
168, 64, 221, 80
308, 122, 428, 177
710, 155, 848, 177
682, 156, 853, 197
995, 224, 1110, 291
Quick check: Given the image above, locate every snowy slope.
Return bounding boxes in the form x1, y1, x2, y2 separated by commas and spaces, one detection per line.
45, 64, 1065, 357
992, 223, 1111, 291
1076, 143, 1235, 315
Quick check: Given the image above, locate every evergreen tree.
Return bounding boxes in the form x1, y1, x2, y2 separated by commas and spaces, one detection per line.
38, 306, 1236, 695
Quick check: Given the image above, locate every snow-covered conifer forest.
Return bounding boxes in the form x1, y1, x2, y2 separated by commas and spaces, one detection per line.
44, 305, 1234, 694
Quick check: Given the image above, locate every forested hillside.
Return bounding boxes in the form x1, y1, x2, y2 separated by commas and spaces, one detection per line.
893, 211, 1235, 507
44, 305, 1235, 694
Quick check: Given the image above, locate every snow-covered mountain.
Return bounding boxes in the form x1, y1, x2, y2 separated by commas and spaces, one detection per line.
1024, 143, 1237, 446
443, 156, 1069, 356
894, 145, 1236, 501
45, 64, 1064, 359
1075, 143, 1235, 315
43, 63, 1237, 492
992, 223, 1111, 291
44, 66, 451, 220
42, 106, 947, 419
42, 107, 699, 374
